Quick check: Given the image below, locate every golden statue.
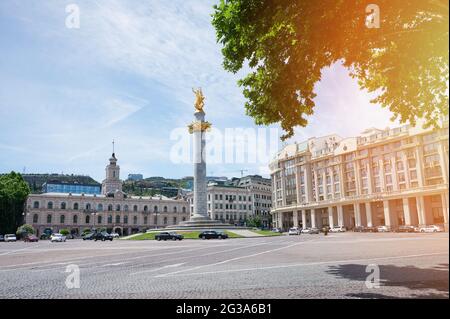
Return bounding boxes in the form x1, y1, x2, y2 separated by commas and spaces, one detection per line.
192, 87, 205, 112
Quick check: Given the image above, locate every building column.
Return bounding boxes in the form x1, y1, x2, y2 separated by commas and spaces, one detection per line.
402, 197, 412, 226
415, 147, 425, 187
383, 200, 392, 227
301, 210, 307, 229
337, 205, 344, 227
293, 210, 299, 228
416, 196, 426, 226
442, 192, 449, 232
365, 202, 373, 227
354, 203, 362, 227
304, 164, 314, 203
311, 209, 316, 229
438, 141, 449, 185
328, 206, 334, 228
322, 170, 328, 200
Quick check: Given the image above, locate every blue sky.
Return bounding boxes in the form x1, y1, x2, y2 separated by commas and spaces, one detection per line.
0, 0, 397, 182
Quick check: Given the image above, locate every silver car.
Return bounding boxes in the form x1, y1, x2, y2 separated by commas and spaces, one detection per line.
4, 234, 17, 242
50, 233, 67, 242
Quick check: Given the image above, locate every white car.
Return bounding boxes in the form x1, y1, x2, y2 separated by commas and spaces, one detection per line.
418, 225, 443, 233
377, 226, 390, 232
4, 234, 17, 242
50, 233, 66, 242
111, 233, 120, 238
301, 228, 320, 234
288, 227, 301, 235
330, 226, 346, 233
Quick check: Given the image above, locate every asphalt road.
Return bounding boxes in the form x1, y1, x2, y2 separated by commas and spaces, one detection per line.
0, 232, 448, 299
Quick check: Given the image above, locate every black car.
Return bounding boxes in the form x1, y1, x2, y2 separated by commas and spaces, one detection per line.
155, 232, 183, 241
0, 235, 4, 242
353, 226, 365, 232
396, 225, 416, 233
82, 232, 95, 240
93, 232, 113, 241
198, 230, 228, 240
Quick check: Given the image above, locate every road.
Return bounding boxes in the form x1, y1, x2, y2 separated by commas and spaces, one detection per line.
0, 232, 448, 298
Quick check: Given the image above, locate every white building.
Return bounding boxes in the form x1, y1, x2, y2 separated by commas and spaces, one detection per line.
270, 122, 449, 231
25, 152, 189, 236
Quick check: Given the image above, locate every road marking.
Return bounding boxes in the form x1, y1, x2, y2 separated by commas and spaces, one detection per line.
155, 241, 305, 278
130, 263, 185, 275
160, 252, 449, 278
0, 247, 33, 256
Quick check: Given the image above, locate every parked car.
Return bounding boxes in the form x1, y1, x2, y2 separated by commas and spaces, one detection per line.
93, 232, 113, 241
301, 228, 320, 234
353, 226, 365, 232
82, 233, 95, 240
0, 235, 4, 242
396, 225, 416, 233
50, 233, 66, 242
4, 234, 17, 242
363, 226, 378, 233
330, 226, 347, 233
271, 228, 282, 233
40, 233, 52, 240
155, 232, 184, 241
377, 225, 390, 232
111, 232, 120, 238
418, 225, 444, 233
288, 227, 301, 235
199, 230, 228, 240
23, 234, 39, 242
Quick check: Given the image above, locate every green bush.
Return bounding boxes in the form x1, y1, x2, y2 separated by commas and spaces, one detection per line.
16, 224, 34, 236
59, 229, 70, 236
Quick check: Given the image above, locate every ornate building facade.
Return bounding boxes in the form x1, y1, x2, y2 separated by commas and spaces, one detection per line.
25, 153, 189, 236
270, 122, 449, 232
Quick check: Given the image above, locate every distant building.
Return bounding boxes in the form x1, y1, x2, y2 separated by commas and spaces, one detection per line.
42, 182, 101, 195
26, 152, 189, 237
127, 174, 143, 181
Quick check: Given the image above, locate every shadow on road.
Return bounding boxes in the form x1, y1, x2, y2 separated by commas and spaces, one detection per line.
326, 263, 449, 299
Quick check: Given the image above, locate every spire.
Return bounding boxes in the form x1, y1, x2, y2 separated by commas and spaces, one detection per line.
112, 139, 115, 158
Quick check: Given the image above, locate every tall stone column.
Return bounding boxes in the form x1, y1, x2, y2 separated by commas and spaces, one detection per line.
293, 210, 299, 228
301, 210, 307, 229
365, 202, 373, 227
442, 192, 449, 232
416, 195, 426, 226
337, 205, 344, 227
354, 203, 362, 227
328, 206, 334, 228
190, 110, 209, 222
311, 209, 316, 228
402, 197, 412, 226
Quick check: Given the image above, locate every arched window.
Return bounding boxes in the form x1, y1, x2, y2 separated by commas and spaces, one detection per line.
163, 206, 168, 213
115, 215, 120, 223
154, 206, 158, 212
97, 215, 102, 224
33, 214, 39, 223
73, 215, 78, 224
133, 216, 137, 225
97, 204, 103, 211
144, 205, 148, 212
124, 215, 128, 224
108, 204, 113, 211
163, 217, 167, 225
60, 202, 66, 210
47, 202, 53, 209
124, 205, 129, 212
133, 205, 138, 212
144, 216, 148, 224
108, 215, 112, 224
85, 203, 91, 210
60, 215, 65, 224
182, 207, 186, 213
85, 215, 90, 224
174, 207, 177, 213
47, 214, 52, 223
116, 205, 121, 211
182, 217, 186, 222
73, 203, 79, 210
33, 201, 39, 209
173, 217, 177, 224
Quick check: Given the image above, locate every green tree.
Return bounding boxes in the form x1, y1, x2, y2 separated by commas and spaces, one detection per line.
246, 215, 262, 228
0, 172, 30, 234
16, 224, 35, 237
212, 0, 449, 140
